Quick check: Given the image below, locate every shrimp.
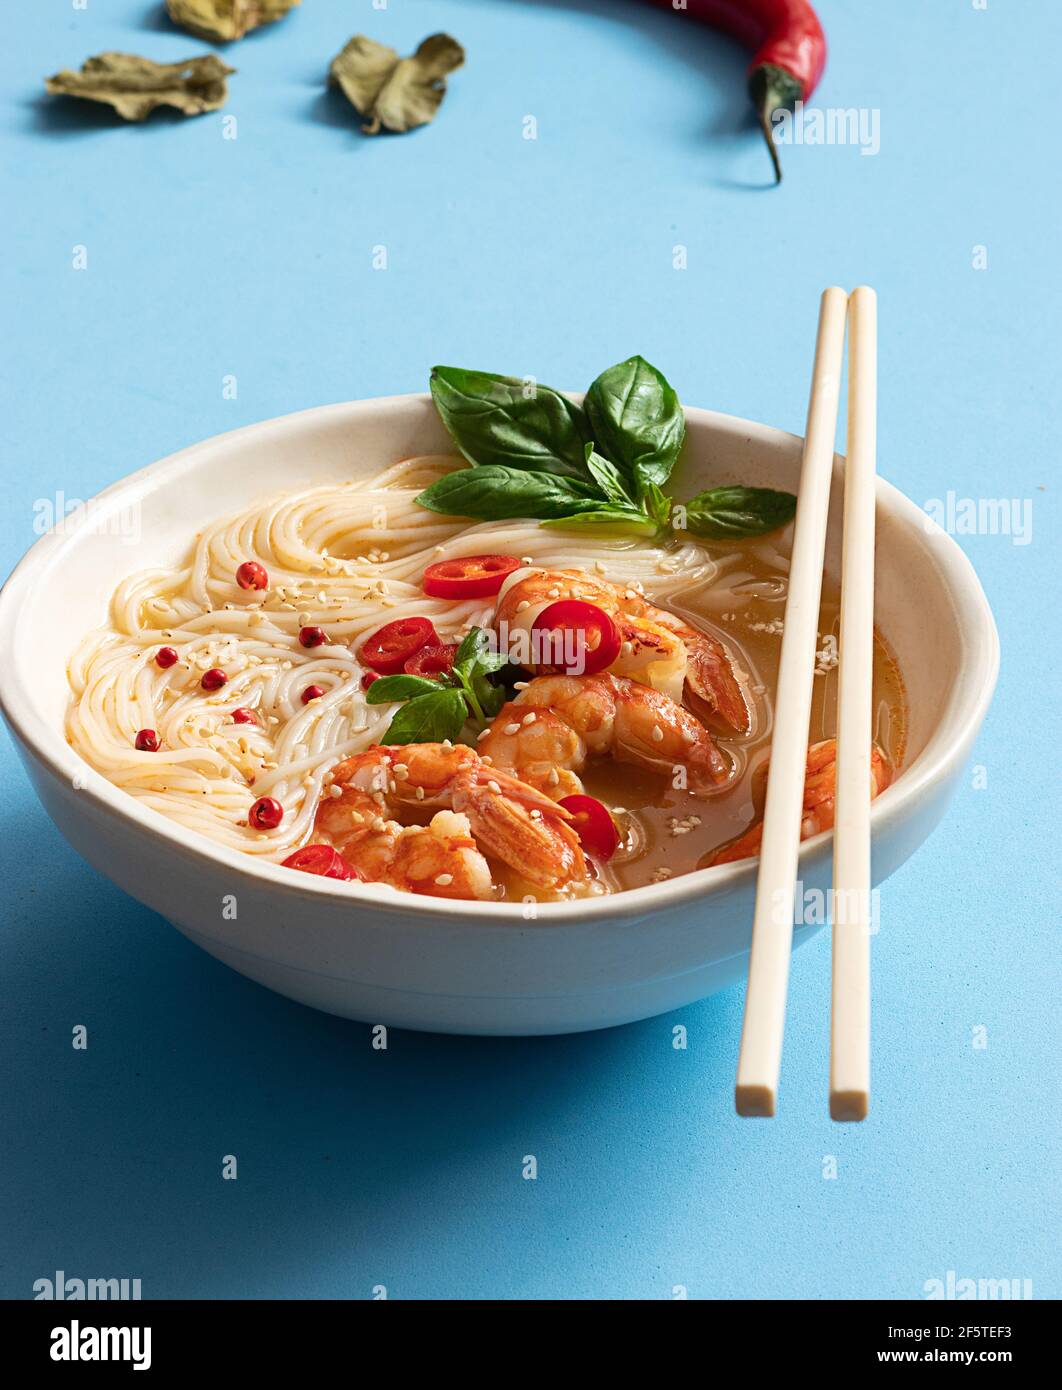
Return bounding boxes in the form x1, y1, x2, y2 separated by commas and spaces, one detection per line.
477, 672, 731, 799
494, 567, 751, 733
705, 739, 892, 867
314, 742, 591, 898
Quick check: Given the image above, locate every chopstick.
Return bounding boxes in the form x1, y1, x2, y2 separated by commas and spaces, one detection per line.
829, 286, 878, 1122
735, 286, 849, 1118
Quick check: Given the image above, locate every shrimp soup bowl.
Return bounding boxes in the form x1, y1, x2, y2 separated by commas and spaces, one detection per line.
0, 396, 998, 1035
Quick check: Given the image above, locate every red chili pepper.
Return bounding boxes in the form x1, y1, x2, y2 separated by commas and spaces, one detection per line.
641, 0, 826, 182
531, 599, 622, 677
423, 553, 521, 599
404, 643, 458, 678
282, 843, 364, 881
558, 795, 620, 861
360, 616, 439, 674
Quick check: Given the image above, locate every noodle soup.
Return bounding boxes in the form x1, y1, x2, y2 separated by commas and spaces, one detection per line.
66, 454, 906, 903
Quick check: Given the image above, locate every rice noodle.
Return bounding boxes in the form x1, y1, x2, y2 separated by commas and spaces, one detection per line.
66, 457, 720, 858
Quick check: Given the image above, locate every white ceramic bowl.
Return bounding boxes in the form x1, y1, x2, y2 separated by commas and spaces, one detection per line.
0, 396, 998, 1034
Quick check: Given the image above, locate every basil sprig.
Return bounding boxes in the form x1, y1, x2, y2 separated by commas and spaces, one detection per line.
416, 356, 796, 542
682, 487, 797, 540
365, 627, 509, 746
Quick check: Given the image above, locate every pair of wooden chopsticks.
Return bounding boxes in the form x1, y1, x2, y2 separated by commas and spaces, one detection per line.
735, 286, 878, 1123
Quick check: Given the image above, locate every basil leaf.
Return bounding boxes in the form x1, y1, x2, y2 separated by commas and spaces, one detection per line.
453, 627, 508, 687
364, 673, 444, 704
44, 52, 234, 121
381, 688, 467, 745
166, 0, 298, 43
471, 672, 507, 719
584, 445, 634, 506
585, 355, 684, 496
430, 367, 594, 481
682, 486, 797, 540
453, 626, 490, 670
416, 465, 602, 521
541, 507, 660, 537
642, 479, 672, 529
330, 34, 464, 136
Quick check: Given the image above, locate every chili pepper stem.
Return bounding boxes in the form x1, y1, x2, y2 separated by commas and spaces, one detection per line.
747, 63, 803, 185
756, 100, 783, 184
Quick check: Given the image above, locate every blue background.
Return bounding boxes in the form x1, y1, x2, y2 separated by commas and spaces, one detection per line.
2, 0, 1058, 1301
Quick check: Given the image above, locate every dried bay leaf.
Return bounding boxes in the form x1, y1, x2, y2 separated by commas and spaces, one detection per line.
165, 0, 300, 44
44, 52, 234, 121
330, 34, 465, 135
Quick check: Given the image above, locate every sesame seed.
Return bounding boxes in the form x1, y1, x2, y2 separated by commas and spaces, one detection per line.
521, 712, 536, 726
415, 786, 425, 800
504, 723, 520, 736
547, 769, 560, 786
488, 780, 501, 793
612, 806, 627, 814
435, 874, 453, 887
651, 726, 664, 743
516, 601, 529, 613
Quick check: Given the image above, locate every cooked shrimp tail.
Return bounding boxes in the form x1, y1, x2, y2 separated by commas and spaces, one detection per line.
494, 566, 751, 733
314, 742, 591, 899
706, 739, 891, 867
479, 672, 731, 798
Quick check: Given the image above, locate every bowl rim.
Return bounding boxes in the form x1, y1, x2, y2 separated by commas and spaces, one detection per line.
0, 394, 1000, 928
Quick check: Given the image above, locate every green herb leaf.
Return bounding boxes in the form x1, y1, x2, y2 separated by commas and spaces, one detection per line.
584, 445, 635, 507
470, 671, 507, 719
454, 641, 508, 686
44, 52, 234, 121
381, 688, 468, 745
541, 507, 661, 537
364, 673, 445, 704
165, 0, 299, 43
416, 465, 602, 522
330, 33, 464, 136
641, 478, 672, 529
682, 486, 798, 540
585, 355, 685, 497
430, 367, 594, 482
451, 626, 510, 726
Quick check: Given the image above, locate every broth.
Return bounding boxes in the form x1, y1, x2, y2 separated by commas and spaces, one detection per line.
491, 539, 906, 900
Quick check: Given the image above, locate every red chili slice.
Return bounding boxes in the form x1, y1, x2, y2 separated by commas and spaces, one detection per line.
404, 643, 458, 678
281, 844, 364, 881
423, 553, 521, 600
531, 600, 621, 677
360, 616, 439, 674
559, 795, 620, 861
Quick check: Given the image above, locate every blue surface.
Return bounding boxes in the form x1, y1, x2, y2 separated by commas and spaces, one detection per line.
2, 0, 1059, 1301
